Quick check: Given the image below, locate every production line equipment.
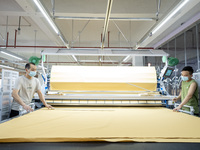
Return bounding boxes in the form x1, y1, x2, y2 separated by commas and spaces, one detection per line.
41, 49, 175, 109
1, 49, 200, 149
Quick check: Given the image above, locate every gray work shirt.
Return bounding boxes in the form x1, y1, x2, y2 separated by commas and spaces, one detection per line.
11, 75, 41, 111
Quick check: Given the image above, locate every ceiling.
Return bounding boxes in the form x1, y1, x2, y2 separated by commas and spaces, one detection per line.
0, 0, 200, 70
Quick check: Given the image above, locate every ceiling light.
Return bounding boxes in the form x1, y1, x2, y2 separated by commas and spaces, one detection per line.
33, 0, 59, 34
1, 51, 23, 60
55, 16, 154, 21
33, 0, 69, 48
0, 65, 14, 69
152, 0, 189, 34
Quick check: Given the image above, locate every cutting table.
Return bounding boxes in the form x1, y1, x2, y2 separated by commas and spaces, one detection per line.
0, 66, 200, 150
0, 107, 200, 150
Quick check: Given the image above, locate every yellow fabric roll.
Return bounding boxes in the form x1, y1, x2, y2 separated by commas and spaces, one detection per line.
50, 66, 157, 91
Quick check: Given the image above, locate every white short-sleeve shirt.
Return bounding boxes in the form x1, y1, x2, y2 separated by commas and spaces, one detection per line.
11, 75, 41, 111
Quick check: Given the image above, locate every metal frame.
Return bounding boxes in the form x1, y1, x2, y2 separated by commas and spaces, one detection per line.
41, 49, 169, 57
174, 103, 195, 115
40, 48, 171, 107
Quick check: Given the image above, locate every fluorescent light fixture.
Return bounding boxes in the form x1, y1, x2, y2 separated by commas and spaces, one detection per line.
152, 0, 189, 34
0, 65, 14, 69
122, 55, 130, 62
33, 0, 69, 48
1, 51, 23, 60
72, 55, 78, 62
33, 0, 59, 34
55, 16, 154, 21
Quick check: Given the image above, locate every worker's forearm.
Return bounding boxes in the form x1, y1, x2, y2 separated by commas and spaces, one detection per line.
12, 93, 26, 106
177, 91, 181, 99
38, 92, 47, 106
179, 95, 192, 107
177, 95, 181, 99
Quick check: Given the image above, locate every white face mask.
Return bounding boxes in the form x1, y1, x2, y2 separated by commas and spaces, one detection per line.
181, 76, 189, 81
29, 71, 36, 77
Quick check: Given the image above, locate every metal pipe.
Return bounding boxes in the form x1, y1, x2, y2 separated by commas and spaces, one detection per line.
41, 61, 132, 65
73, 20, 90, 43
72, 20, 74, 46
108, 31, 110, 47
0, 45, 134, 49
137, 47, 154, 49
18, 16, 21, 34
113, 21, 131, 45
156, 0, 161, 20
34, 30, 37, 55
14, 30, 17, 48
1, 42, 154, 49
118, 32, 121, 47
174, 37, 177, 95
101, 33, 102, 43
0, 60, 131, 65
196, 23, 199, 70
6, 32, 9, 47
184, 31, 187, 66
78, 31, 80, 47
5, 16, 8, 47
101, 0, 113, 49
130, 21, 132, 47
0, 24, 30, 27
0, 45, 153, 49
51, 0, 55, 16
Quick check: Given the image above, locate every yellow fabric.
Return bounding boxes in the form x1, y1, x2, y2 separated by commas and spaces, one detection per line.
0, 107, 200, 143
50, 82, 157, 91
50, 66, 157, 91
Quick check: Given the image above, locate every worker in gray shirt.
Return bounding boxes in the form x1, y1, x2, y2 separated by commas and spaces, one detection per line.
10, 63, 53, 118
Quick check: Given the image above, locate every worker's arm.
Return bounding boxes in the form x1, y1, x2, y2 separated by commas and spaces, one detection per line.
37, 90, 54, 109
12, 89, 33, 112
172, 90, 181, 102
173, 82, 197, 112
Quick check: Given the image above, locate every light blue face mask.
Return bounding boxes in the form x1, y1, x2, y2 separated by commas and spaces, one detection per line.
181, 76, 189, 81
29, 71, 36, 77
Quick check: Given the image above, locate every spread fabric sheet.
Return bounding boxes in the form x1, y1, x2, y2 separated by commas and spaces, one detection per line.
0, 107, 200, 143
50, 66, 157, 91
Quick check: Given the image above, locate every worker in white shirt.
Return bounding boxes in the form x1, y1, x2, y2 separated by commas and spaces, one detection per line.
10, 63, 53, 118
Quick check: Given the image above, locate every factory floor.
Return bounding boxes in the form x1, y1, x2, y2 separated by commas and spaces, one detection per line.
1, 142, 200, 150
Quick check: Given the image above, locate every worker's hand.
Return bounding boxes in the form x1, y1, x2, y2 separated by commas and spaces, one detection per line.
172, 97, 178, 102
173, 105, 182, 112
23, 105, 34, 112
45, 104, 54, 110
